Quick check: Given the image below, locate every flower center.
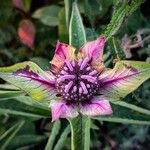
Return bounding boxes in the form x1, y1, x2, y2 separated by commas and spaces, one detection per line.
56, 57, 99, 104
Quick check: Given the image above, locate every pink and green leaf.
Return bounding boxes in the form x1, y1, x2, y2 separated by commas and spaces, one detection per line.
50, 100, 78, 121
50, 41, 76, 73
0, 61, 56, 102
99, 61, 150, 100
93, 101, 150, 125
78, 36, 105, 71
80, 96, 112, 116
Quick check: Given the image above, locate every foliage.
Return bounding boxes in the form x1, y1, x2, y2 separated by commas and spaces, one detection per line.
0, 0, 150, 149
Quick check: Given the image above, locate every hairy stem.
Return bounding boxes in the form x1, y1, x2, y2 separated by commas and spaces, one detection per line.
69, 115, 91, 150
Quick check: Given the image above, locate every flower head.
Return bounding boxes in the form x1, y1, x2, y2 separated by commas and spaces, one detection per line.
50, 36, 113, 121
0, 36, 149, 121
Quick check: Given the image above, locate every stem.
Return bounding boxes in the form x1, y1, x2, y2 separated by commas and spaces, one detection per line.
69, 115, 91, 150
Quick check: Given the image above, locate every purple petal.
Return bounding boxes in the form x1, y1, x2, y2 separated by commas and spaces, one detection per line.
50, 100, 79, 121
98, 61, 148, 99
80, 97, 112, 116
79, 36, 105, 71
0, 62, 56, 101
13, 65, 55, 86
50, 41, 76, 73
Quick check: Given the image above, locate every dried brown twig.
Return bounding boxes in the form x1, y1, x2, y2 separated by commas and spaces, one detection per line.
121, 29, 150, 58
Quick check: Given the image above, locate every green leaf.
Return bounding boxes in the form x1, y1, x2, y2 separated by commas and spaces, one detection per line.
104, 0, 143, 40
8, 134, 46, 149
0, 26, 15, 44
0, 84, 20, 90
14, 96, 50, 111
45, 121, 61, 150
0, 121, 24, 150
0, 61, 56, 102
0, 108, 45, 119
0, 96, 50, 119
69, 2, 86, 50
99, 61, 150, 100
0, 84, 22, 100
0, 90, 23, 99
83, 0, 101, 26
93, 101, 150, 125
30, 57, 50, 70
54, 125, 70, 150
32, 5, 60, 26
69, 116, 91, 150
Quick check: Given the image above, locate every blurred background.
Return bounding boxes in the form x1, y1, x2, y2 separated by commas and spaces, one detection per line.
0, 0, 150, 149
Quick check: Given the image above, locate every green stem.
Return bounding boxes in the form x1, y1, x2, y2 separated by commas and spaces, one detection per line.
69, 115, 91, 150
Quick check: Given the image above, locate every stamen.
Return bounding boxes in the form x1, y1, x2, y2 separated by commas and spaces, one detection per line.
73, 86, 77, 92
64, 81, 73, 93
57, 75, 75, 82
72, 60, 76, 67
61, 70, 68, 75
81, 75, 96, 83
64, 66, 68, 71
86, 67, 91, 71
65, 60, 73, 71
86, 84, 90, 88
79, 87, 83, 94
74, 94, 77, 97
80, 81, 88, 94
89, 70, 97, 76
78, 59, 82, 66
56, 57, 99, 103
80, 57, 89, 70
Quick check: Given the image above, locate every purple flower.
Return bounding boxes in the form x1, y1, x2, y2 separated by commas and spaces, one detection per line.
1, 36, 149, 121
50, 36, 113, 121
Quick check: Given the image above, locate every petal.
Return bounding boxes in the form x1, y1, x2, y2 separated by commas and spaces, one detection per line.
78, 36, 105, 71
0, 62, 56, 102
50, 100, 79, 121
98, 61, 150, 100
80, 97, 112, 116
50, 41, 76, 73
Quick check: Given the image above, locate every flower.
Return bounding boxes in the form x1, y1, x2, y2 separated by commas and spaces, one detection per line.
50, 36, 113, 121
0, 36, 149, 121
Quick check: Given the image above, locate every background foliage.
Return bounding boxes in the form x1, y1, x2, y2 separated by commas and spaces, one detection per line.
0, 0, 150, 149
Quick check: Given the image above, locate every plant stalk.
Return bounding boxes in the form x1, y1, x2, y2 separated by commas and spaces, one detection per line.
69, 115, 91, 150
